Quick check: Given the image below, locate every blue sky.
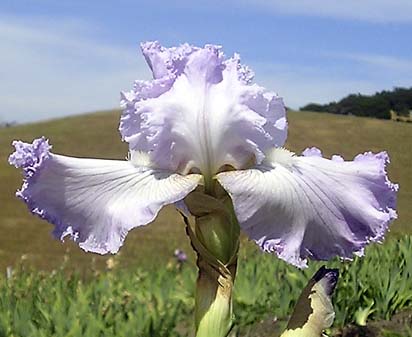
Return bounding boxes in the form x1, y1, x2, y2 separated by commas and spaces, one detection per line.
1, 0, 411, 123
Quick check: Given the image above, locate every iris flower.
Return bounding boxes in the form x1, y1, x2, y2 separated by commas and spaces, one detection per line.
9, 41, 397, 268
9, 41, 399, 336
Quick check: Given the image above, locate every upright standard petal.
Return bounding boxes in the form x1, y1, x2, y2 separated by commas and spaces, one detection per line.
120, 42, 287, 177
140, 41, 200, 79
217, 148, 398, 268
9, 138, 201, 254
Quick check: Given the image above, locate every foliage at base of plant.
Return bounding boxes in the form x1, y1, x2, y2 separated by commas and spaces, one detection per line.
1, 236, 411, 337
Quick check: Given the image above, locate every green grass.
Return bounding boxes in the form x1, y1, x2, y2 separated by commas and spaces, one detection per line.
0, 110, 411, 271
1, 236, 411, 337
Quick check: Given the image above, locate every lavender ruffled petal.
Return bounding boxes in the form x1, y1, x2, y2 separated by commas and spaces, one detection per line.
217, 147, 398, 268
9, 138, 201, 254
120, 41, 287, 175
140, 41, 199, 79
9, 137, 51, 175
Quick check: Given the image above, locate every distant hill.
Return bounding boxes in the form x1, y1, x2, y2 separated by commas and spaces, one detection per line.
0, 110, 411, 271
300, 87, 412, 120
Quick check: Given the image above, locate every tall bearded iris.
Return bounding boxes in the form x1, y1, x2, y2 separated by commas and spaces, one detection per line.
9, 42, 397, 337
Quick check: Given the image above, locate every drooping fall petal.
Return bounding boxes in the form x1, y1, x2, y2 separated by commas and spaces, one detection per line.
217, 147, 398, 268
9, 138, 201, 254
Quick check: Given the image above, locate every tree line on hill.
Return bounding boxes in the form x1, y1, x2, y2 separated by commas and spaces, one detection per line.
300, 87, 412, 119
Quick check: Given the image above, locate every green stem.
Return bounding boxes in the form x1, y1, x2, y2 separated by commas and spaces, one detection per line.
203, 174, 214, 195
182, 190, 240, 337
194, 254, 237, 337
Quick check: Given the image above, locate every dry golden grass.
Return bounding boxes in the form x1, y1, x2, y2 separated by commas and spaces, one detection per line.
0, 110, 410, 270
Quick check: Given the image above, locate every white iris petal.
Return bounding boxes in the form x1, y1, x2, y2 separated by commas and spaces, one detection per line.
10, 42, 397, 267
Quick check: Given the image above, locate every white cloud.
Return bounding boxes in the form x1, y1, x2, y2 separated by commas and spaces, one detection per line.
0, 16, 148, 123
0, 13, 410, 124
335, 53, 412, 73
240, 0, 412, 23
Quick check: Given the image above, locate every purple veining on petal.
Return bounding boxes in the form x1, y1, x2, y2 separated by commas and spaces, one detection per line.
120, 41, 288, 174
217, 147, 398, 268
297, 150, 398, 262
9, 138, 201, 255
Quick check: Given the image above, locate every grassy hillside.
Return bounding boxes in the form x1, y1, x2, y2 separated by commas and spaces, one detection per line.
0, 110, 411, 271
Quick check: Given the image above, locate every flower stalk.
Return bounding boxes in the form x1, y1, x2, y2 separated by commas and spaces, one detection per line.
183, 189, 240, 337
